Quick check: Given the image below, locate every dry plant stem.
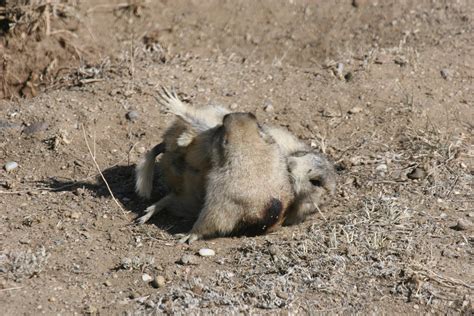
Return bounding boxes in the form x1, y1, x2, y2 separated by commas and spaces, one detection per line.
0, 286, 24, 292
81, 124, 127, 214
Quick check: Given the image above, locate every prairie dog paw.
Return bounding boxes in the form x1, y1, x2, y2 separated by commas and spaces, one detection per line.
178, 233, 200, 244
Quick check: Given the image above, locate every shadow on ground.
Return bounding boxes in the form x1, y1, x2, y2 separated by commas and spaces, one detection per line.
39, 164, 194, 234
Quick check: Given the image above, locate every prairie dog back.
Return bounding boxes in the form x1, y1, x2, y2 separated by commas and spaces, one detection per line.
180, 112, 294, 243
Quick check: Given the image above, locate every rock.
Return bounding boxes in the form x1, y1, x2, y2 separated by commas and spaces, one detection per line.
352, 0, 368, 7
70, 211, 80, 219
142, 273, 153, 282
198, 248, 215, 257
375, 164, 388, 174
4, 161, 18, 172
394, 56, 408, 66
104, 280, 112, 287
179, 254, 199, 265
407, 167, 426, 180
440, 68, 450, 80
23, 121, 49, 134
348, 106, 363, 114
0, 120, 21, 130
151, 275, 166, 288
441, 248, 458, 258
230, 103, 238, 110
84, 305, 98, 314
263, 100, 274, 112
126, 110, 139, 122
450, 218, 473, 231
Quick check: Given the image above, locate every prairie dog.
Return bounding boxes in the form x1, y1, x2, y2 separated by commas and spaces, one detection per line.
158, 89, 336, 224
180, 112, 293, 243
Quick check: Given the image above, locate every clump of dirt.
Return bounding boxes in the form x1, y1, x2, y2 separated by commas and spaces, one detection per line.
0, 0, 89, 98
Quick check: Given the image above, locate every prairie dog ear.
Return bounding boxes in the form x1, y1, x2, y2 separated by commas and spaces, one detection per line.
177, 131, 195, 147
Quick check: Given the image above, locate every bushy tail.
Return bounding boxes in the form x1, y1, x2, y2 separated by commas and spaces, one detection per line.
135, 143, 165, 199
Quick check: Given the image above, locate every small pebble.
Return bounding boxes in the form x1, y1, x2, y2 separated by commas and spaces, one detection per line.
179, 254, 199, 265
263, 100, 274, 112
198, 248, 215, 257
450, 218, 473, 231
70, 211, 80, 219
126, 110, 139, 122
4, 161, 19, 172
407, 167, 426, 180
440, 68, 450, 80
23, 121, 49, 134
104, 280, 112, 287
151, 275, 166, 288
142, 273, 153, 282
375, 164, 388, 173
230, 103, 238, 110
348, 106, 363, 114
441, 248, 458, 258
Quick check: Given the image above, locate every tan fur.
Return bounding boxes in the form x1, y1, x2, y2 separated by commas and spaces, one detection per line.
179, 113, 293, 243
156, 88, 336, 225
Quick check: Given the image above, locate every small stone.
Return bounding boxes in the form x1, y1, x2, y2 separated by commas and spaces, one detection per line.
413, 304, 419, 310
4, 161, 18, 172
178, 254, 199, 265
352, 0, 367, 7
70, 211, 80, 219
263, 100, 274, 112
126, 110, 139, 122
84, 305, 97, 314
450, 218, 473, 231
394, 56, 408, 66
136, 146, 146, 154
142, 273, 153, 282
198, 248, 215, 257
468, 212, 474, 218
104, 280, 112, 287
268, 245, 281, 257
375, 54, 390, 64
407, 167, 426, 180
123, 90, 134, 97
48, 297, 56, 302
441, 248, 458, 258
230, 103, 238, 110
440, 68, 450, 80
348, 106, 363, 114
375, 164, 387, 173
109, 88, 121, 96
23, 121, 49, 134
276, 290, 289, 300
151, 275, 166, 288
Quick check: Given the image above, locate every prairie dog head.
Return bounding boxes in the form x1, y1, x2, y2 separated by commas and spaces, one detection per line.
287, 151, 336, 198
222, 112, 260, 141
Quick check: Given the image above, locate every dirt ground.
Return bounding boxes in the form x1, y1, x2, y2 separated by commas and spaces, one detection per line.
1, 0, 473, 314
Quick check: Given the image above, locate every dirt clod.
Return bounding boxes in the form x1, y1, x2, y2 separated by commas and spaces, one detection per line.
151, 275, 166, 288
450, 218, 473, 231
407, 167, 426, 180
126, 111, 139, 122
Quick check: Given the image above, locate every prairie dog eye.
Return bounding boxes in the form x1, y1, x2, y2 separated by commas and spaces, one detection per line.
310, 178, 322, 187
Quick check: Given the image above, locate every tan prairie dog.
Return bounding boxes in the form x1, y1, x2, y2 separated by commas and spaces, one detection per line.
156, 88, 336, 225
179, 112, 294, 243
134, 116, 218, 224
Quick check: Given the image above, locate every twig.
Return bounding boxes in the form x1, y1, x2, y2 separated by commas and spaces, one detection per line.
81, 124, 127, 214
0, 286, 24, 292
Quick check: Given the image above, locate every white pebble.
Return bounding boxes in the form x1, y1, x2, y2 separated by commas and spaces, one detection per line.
142, 273, 153, 282
198, 248, 215, 257
4, 161, 18, 172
